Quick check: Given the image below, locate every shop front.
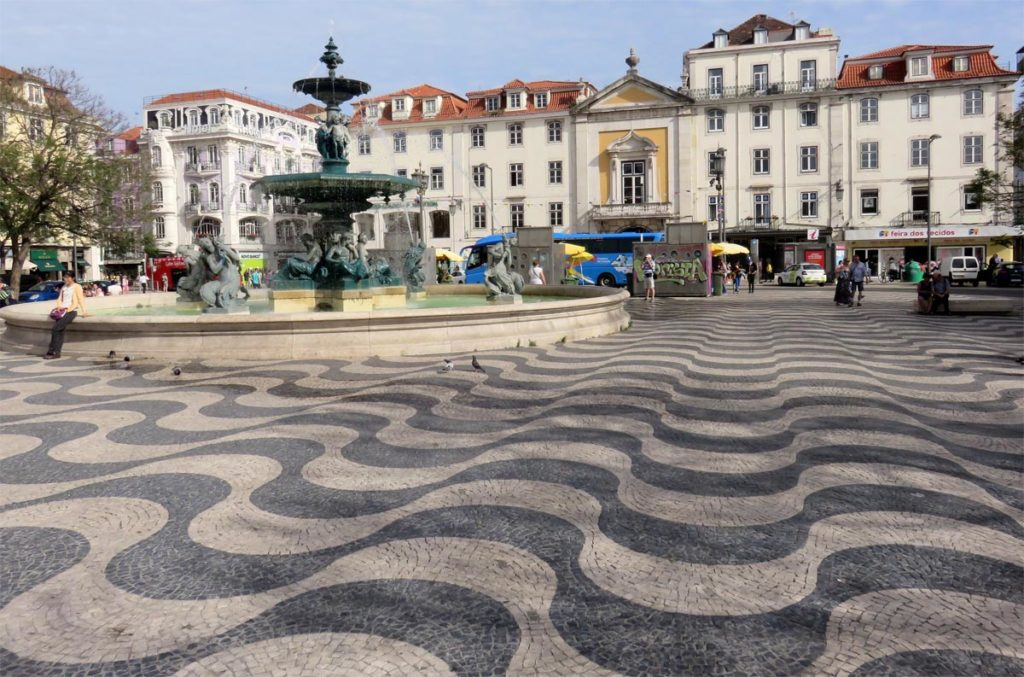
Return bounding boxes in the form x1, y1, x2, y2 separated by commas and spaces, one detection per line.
842, 225, 1020, 274
29, 249, 64, 279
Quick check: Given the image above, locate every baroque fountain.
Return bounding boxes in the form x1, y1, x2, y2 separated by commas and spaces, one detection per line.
0, 39, 630, 360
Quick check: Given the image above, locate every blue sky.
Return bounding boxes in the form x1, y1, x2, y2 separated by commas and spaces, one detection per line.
1, 0, 1020, 125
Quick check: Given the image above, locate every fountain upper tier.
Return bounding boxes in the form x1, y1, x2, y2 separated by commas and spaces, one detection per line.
257, 172, 418, 215
292, 76, 370, 106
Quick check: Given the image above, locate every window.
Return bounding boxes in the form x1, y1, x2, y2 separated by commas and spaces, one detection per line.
547, 120, 562, 142
707, 108, 724, 133
152, 182, 163, 204
799, 146, 818, 172
393, 98, 406, 112
708, 68, 723, 95
473, 205, 488, 229
535, 93, 548, 108
953, 55, 970, 72
29, 117, 44, 141
753, 193, 771, 225
910, 56, 928, 77
708, 195, 722, 223
209, 108, 220, 124
485, 96, 500, 112
510, 203, 525, 229
26, 83, 44, 104
186, 146, 199, 165
868, 65, 883, 80
708, 152, 722, 175
424, 99, 437, 115
548, 160, 562, 184
622, 160, 645, 204
752, 64, 769, 93
799, 102, 817, 127
358, 135, 371, 155
911, 93, 929, 119
549, 202, 563, 227
471, 126, 485, 147
860, 141, 879, 169
393, 131, 406, 153
396, 169, 407, 177
800, 60, 817, 89
154, 217, 165, 239
508, 92, 522, 108
753, 148, 770, 174
209, 183, 220, 206
963, 187, 981, 211
963, 135, 982, 164
188, 110, 199, 126
366, 104, 379, 118
472, 164, 486, 187
911, 138, 930, 167
860, 97, 878, 123
429, 129, 443, 151
508, 123, 523, 145
237, 146, 245, 164
509, 163, 524, 187
208, 145, 219, 166
861, 189, 879, 215
754, 27, 768, 45
238, 184, 247, 204
800, 191, 818, 218
752, 105, 770, 130
963, 89, 982, 115
429, 167, 444, 190
151, 146, 162, 167
188, 184, 200, 205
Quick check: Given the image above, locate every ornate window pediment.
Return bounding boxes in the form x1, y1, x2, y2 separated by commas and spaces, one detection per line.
607, 130, 658, 155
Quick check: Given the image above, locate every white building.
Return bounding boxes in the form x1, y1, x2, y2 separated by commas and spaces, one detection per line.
138, 90, 322, 272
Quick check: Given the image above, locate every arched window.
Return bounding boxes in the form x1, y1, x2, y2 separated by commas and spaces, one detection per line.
239, 183, 247, 205
239, 219, 261, 240
430, 210, 450, 239
799, 102, 817, 127
910, 93, 929, 119
153, 216, 165, 240
752, 105, 770, 130
234, 110, 242, 126
209, 107, 220, 124
152, 181, 163, 204
209, 182, 220, 206
151, 146, 162, 167
963, 88, 982, 116
158, 111, 172, 128
275, 220, 299, 244
860, 97, 878, 123
192, 217, 221, 241
429, 129, 443, 151
188, 184, 200, 205
706, 109, 724, 133
187, 109, 199, 126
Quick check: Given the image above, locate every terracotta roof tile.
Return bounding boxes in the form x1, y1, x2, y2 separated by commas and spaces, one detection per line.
838, 45, 1017, 89
698, 14, 815, 48
292, 103, 325, 116
117, 126, 142, 141
503, 79, 527, 89
461, 86, 584, 120
348, 84, 467, 126
146, 89, 315, 122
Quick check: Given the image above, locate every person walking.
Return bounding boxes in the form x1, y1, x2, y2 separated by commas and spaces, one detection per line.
641, 254, 657, 301
848, 255, 866, 307
137, 272, 149, 294
44, 272, 86, 360
731, 263, 742, 294
120, 274, 129, 295
834, 262, 852, 306
747, 260, 758, 293
528, 259, 546, 285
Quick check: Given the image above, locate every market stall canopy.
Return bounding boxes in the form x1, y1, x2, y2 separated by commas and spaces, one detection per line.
3, 256, 37, 272
435, 249, 464, 262
29, 250, 63, 272
561, 243, 588, 257
711, 242, 749, 256
568, 252, 594, 266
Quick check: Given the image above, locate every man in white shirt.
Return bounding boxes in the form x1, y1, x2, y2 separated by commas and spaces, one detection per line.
137, 272, 150, 294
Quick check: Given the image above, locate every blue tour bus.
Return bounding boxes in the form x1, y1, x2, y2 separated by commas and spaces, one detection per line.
459, 231, 664, 287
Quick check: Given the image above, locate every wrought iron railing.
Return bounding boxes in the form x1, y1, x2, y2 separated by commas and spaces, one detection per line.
889, 211, 940, 228
592, 202, 674, 219
739, 216, 780, 230
185, 201, 221, 215
684, 78, 836, 102
184, 161, 220, 172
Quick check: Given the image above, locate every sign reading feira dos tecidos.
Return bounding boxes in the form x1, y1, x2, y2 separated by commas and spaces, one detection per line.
632, 243, 711, 297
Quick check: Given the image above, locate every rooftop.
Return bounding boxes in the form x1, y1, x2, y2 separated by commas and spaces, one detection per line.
838, 45, 1018, 88
145, 89, 316, 122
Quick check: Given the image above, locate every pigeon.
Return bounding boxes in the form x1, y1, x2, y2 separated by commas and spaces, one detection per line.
438, 359, 454, 374
107, 350, 116, 359
172, 367, 181, 376
123, 356, 131, 363
471, 355, 486, 373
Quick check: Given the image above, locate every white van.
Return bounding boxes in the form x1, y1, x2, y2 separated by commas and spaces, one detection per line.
940, 256, 980, 286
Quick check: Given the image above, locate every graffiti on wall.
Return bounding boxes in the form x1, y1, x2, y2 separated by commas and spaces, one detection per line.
632, 243, 711, 296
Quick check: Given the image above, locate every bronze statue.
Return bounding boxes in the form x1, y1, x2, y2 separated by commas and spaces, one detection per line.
483, 238, 524, 300
199, 237, 244, 308
278, 233, 323, 280
402, 240, 427, 292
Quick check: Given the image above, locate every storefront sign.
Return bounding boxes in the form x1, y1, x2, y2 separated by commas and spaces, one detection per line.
843, 224, 1021, 242
803, 249, 826, 267
806, 229, 819, 241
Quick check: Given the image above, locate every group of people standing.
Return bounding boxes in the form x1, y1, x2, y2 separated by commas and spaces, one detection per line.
243, 268, 266, 289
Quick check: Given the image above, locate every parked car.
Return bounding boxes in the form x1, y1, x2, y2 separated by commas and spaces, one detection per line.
939, 256, 980, 286
776, 263, 827, 287
992, 261, 1024, 287
18, 280, 64, 303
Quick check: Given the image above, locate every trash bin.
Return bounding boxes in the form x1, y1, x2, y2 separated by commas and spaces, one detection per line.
625, 271, 636, 297
712, 271, 725, 296
905, 261, 923, 283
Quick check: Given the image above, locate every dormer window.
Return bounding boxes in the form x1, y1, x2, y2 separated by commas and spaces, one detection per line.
910, 56, 929, 77
485, 96, 500, 112
508, 92, 522, 109
423, 99, 437, 115
393, 98, 406, 112
534, 92, 548, 109
868, 65, 884, 80
25, 83, 44, 104
713, 29, 728, 49
953, 55, 969, 72
753, 26, 768, 45
794, 21, 810, 41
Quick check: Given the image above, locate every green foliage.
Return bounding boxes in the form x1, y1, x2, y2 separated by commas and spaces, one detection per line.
965, 95, 1023, 220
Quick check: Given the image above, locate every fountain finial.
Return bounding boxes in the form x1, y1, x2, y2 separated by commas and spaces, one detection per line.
320, 37, 344, 77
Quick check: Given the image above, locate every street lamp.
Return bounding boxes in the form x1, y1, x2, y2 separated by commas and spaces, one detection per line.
411, 163, 428, 244
710, 147, 726, 262
479, 163, 495, 235
925, 134, 941, 269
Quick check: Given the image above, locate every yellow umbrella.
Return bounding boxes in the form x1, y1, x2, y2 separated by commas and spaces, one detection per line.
561, 242, 588, 256
567, 251, 594, 266
711, 242, 749, 256
435, 248, 464, 262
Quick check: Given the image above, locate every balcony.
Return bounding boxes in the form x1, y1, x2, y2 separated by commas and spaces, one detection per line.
184, 161, 221, 175
890, 211, 940, 228
738, 216, 781, 231
185, 201, 221, 215
684, 78, 836, 102
592, 202, 674, 220
236, 161, 266, 177
238, 202, 270, 214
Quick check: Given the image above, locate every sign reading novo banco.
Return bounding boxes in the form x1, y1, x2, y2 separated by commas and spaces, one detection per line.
843, 225, 1022, 242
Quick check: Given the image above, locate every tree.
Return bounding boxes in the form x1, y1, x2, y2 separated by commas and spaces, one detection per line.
965, 95, 1023, 225
0, 67, 134, 296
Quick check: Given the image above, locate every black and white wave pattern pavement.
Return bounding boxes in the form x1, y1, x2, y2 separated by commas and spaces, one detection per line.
1, 292, 1022, 676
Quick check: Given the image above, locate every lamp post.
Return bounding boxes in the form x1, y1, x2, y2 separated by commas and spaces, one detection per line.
480, 163, 495, 235
411, 163, 427, 245
925, 134, 941, 269
711, 147, 726, 263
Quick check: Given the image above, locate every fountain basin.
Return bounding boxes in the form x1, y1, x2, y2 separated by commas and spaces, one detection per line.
0, 286, 630, 360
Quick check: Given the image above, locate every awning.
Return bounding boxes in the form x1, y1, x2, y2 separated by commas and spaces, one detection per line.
29, 250, 63, 272
3, 256, 38, 272
435, 248, 464, 262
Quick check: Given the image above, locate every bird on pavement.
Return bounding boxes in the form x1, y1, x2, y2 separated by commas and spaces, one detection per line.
471, 355, 486, 373
438, 359, 454, 373
172, 367, 181, 376
107, 350, 116, 359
